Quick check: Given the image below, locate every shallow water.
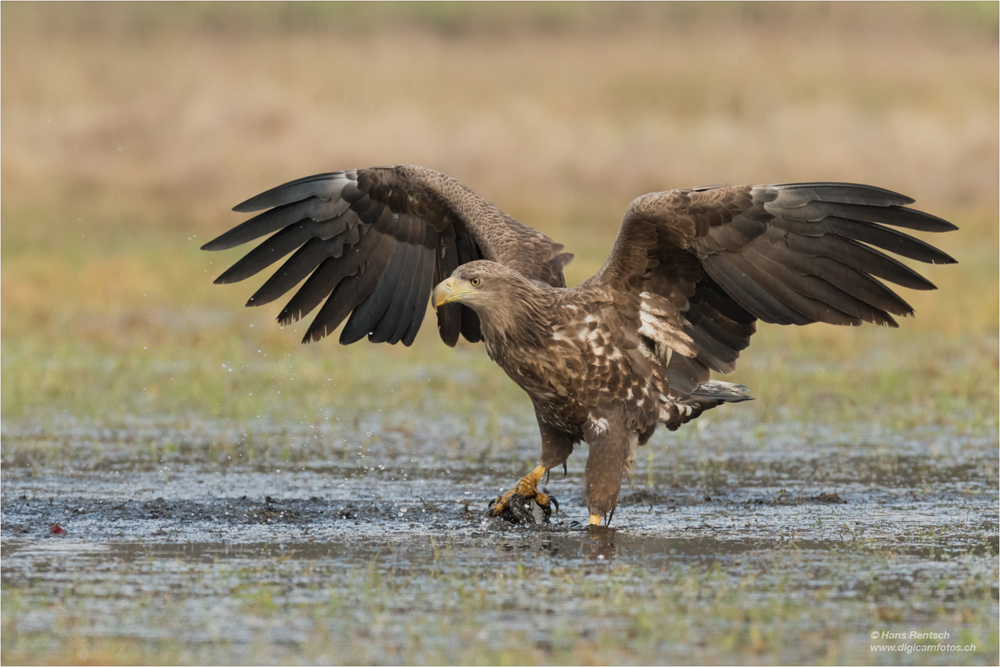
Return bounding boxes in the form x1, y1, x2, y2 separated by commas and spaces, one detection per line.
2, 415, 998, 664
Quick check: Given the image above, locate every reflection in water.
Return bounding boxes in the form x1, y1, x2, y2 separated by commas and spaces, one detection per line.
582, 525, 617, 562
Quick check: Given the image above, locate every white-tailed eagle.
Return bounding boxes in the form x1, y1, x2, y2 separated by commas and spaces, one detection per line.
203, 165, 955, 525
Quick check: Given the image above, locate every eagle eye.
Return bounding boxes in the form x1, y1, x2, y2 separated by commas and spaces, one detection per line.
470, 277, 482, 287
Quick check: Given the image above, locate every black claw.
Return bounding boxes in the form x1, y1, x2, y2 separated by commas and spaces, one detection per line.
485, 495, 508, 519
536, 494, 559, 521
484, 491, 555, 525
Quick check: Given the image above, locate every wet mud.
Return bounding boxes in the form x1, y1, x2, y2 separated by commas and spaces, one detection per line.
3, 415, 998, 663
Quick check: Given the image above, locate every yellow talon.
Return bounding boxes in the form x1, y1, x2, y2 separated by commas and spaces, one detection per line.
588, 514, 602, 526
488, 464, 556, 522
517, 464, 546, 494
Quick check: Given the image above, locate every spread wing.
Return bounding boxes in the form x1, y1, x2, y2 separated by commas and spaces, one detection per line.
592, 183, 957, 392
203, 165, 572, 346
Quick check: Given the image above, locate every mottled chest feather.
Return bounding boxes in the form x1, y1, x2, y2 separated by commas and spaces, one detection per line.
482, 292, 662, 434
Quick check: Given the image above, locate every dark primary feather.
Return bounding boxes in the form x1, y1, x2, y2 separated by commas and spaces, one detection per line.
214, 221, 320, 284
340, 213, 422, 344
204, 198, 348, 252
773, 217, 953, 263
248, 237, 333, 307
765, 182, 913, 207
231, 171, 356, 213
395, 232, 438, 345
276, 222, 380, 326
203, 166, 571, 347
434, 227, 463, 347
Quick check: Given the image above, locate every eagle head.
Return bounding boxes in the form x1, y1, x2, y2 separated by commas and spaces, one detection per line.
431, 261, 524, 310
432, 261, 553, 346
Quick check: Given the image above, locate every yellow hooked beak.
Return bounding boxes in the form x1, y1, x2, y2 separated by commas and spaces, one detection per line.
432, 277, 478, 307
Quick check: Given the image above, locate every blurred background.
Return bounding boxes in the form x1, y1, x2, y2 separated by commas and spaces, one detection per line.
2, 2, 997, 427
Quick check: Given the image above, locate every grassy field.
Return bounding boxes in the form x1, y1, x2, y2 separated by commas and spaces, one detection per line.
2, 3, 997, 425
2, 3, 998, 665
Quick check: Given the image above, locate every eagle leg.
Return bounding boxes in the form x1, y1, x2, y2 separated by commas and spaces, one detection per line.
486, 464, 558, 524
487, 412, 574, 523
583, 410, 635, 527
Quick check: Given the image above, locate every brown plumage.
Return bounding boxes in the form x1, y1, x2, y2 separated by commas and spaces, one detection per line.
203, 165, 956, 525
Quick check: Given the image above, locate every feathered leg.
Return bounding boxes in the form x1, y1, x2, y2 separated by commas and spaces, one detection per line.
583, 413, 635, 526
535, 405, 577, 472
487, 411, 576, 523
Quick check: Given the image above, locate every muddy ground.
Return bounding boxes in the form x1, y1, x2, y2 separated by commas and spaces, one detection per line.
2, 414, 997, 664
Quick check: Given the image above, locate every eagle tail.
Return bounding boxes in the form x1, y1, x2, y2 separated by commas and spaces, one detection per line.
688, 381, 753, 403
660, 381, 753, 431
